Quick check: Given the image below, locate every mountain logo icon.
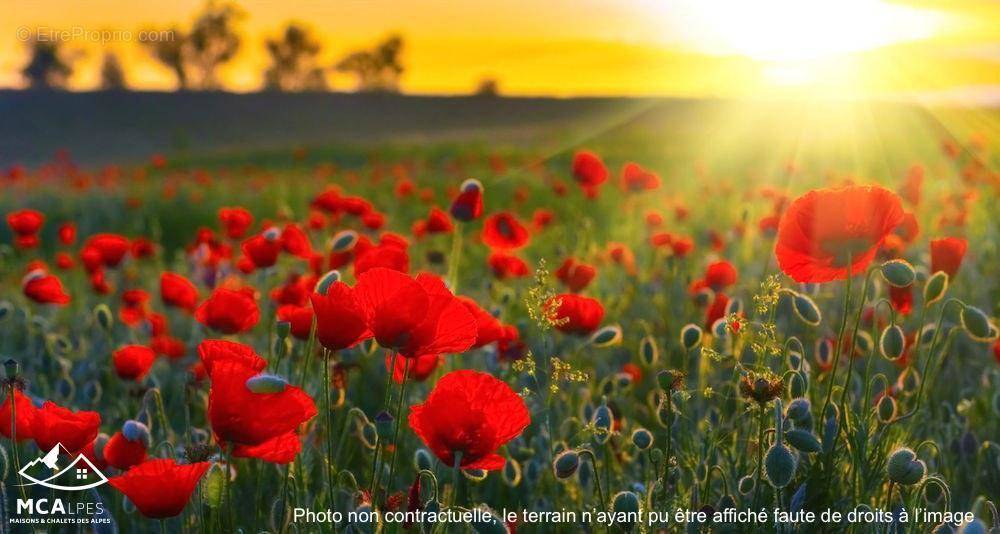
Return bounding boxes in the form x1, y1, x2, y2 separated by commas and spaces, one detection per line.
17, 443, 108, 491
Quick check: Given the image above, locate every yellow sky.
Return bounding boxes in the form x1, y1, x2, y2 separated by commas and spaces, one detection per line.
3, 0, 998, 99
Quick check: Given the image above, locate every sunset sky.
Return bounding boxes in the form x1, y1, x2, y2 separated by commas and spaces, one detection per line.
3, 0, 999, 101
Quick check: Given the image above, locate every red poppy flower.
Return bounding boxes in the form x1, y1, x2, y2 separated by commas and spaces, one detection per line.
449, 179, 484, 222
281, 224, 314, 258
108, 459, 210, 518
705, 292, 730, 330
702, 260, 738, 291
354, 243, 410, 277
425, 207, 454, 234
572, 151, 608, 195
161, 272, 199, 312
775, 185, 904, 283
409, 370, 529, 470
0, 389, 38, 441
670, 236, 694, 258
103, 430, 148, 470
555, 258, 597, 293
532, 209, 554, 231
481, 212, 530, 251
150, 336, 186, 359
206, 355, 316, 462
889, 284, 913, 315
547, 294, 604, 335
198, 339, 267, 376
195, 288, 260, 335
497, 326, 526, 362
620, 162, 660, 192
606, 242, 637, 275
55, 252, 74, 270
269, 273, 315, 306
31, 401, 101, 453
354, 268, 477, 358
276, 304, 314, 340
457, 297, 506, 348
130, 238, 155, 259
386, 352, 442, 383
219, 207, 254, 239
113, 345, 156, 382
6, 209, 45, 236
83, 233, 131, 268
487, 252, 530, 279
242, 228, 284, 269
22, 269, 71, 305
309, 281, 371, 350
57, 222, 76, 245
930, 237, 967, 278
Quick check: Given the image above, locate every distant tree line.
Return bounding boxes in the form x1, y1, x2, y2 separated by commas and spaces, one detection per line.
19, 1, 429, 94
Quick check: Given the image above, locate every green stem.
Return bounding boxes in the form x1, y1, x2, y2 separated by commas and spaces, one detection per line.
386, 358, 411, 494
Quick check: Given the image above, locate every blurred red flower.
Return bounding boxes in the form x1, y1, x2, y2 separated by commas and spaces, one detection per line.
83, 233, 131, 268
103, 430, 148, 470
620, 162, 660, 192
776, 185, 904, 283
449, 179, 484, 222
408, 370, 529, 470
195, 288, 260, 335
555, 258, 597, 293
487, 252, 530, 279
6, 209, 44, 249
161, 272, 199, 312
572, 151, 608, 198
22, 269, 71, 305
219, 206, 254, 239
113, 345, 156, 382
108, 459, 210, 518
386, 352, 442, 383
0, 389, 38, 441
930, 237, 967, 278
481, 212, 530, 250
31, 401, 100, 453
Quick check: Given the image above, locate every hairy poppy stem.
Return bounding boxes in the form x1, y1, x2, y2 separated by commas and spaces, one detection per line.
7, 386, 26, 501
447, 222, 464, 293
579, 449, 608, 516
386, 358, 410, 497
323, 348, 335, 503
750, 402, 767, 510
819, 253, 853, 459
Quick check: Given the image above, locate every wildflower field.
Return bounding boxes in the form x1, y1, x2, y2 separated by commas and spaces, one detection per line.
0, 103, 998, 533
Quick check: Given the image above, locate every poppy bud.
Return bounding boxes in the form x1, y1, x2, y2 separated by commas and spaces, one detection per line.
330, 230, 359, 253
122, 419, 152, 448
737, 475, 754, 495
55, 375, 75, 400
764, 442, 797, 488
414, 448, 434, 471
656, 400, 676, 428
932, 523, 956, 534
785, 398, 811, 423
784, 429, 821, 453
880, 260, 916, 288
589, 325, 622, 347
788, 371, 808, 398
592, 404, 614, 444
992, 392, 1000, 416
877, 395, 897, 423
648, 448, 663, 465
275, 320, 291, 340
639, 335, 659, 366
960, 305, 994, 341
315, 270, 341, 296
552, 449, 580, 479
792, 293, 822, 326
450, 179, 484, 222
693, 287, 713, 306
359, 422, 377, 449
711, 318, 728, 338
611, 491, 640, 530
245, 373, 289, 394
630, 428, 653, 450
94, 303, 114, 332
0, 300, 11, 322
502, 458, 521, 486
880, 324, 906, 360
854, 331, 874, 355
203, 464, 226, 508
4, 358, 19, 380
469, 505, 508, 534
374, 410, 394, 439
680, 324, 703, 350
84, 381, 102, 404
956, 520, 987, 534
887, 447, 925, 485
463, 469, 488, 482
923, 271, 949, 305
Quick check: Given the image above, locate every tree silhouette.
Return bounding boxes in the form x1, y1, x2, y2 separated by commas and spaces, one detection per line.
141, 1, 243, 90
99, 52, 127, 90
475, 78, 500, 97
21, 40, 74, 89
335, 34, 404, 93
264, 23, 327, 92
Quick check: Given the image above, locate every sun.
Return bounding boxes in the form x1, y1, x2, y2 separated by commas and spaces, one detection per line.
678, 0, 943, 62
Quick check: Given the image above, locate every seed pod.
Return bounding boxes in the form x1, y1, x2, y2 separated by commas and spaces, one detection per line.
639, 335, 659, 365
94, 304, 114, 332
880, 324, 906, 361
553, 449, 580, 479
502, 458, 521, 487
589, 325, 623, 348
877, 395, 897, 423
680, 324, 703, 350
315, 270, 342, 295
470, 505, 509, 534
784, 429, 821, 453
630, 428, 654, 450
887, 447, 925, 485
245, 373, 289, 394
414, 448, 434, 471
792, 293, 822, 326
611, 491, 640, 530
880, 260, 916, 288
923, 271, 949, 305
737, 475, 754, 495
960, 305, 994, 341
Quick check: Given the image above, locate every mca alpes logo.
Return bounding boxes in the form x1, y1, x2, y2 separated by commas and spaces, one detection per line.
17, 442, 108, 491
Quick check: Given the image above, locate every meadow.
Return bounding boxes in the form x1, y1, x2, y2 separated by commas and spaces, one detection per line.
0, 96, 997, 533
